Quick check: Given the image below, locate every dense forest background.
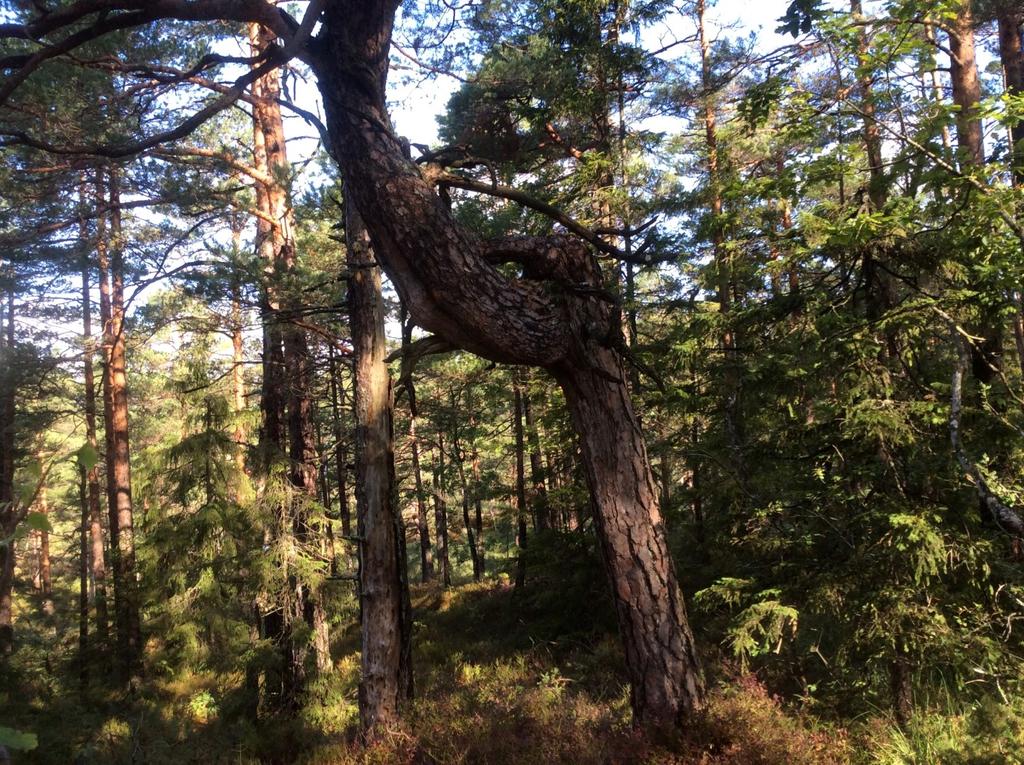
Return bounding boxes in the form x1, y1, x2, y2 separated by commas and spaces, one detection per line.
0, 0, 1023, 762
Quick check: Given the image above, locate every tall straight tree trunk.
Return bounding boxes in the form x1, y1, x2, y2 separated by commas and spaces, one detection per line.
696, 0, 742, 466
997, 5, 1024, 186
851, 0, 898, 358
100, 166, 141, 683
347, 196, 412, 737
316, 0, 705, 727
36, 480, 52, 612
521, 383, 549, 531
328, 344, 352, 539
229, 216, 248, 480
512, 378, 528, 591
249, 22, 330, 703
948, 1, 1003, 382
80, 198, 109, 645
78, 468, 89, 692
431, 442, 451, 588
400, 311, 433, 582
0, 289, 15, 655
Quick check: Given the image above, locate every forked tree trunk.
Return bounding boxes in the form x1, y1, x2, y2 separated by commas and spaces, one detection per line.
315, 0, 705, 727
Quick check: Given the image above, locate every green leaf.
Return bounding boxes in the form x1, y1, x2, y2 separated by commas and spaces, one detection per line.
24, 511, 52, 533
76, 442, 99, 471
0, 726, 38, 751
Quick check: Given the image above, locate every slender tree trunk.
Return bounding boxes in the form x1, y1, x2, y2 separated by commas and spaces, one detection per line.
0, 289, 15, 655
513, 377, 528, 591
458, 453, 481, 582
230, 217, 248, 480
80, 204, 109, 645
522, 383, 549, 532
78, 468, 90, 692
328, 344, 352, 541
36, 480, 52, 614
697, 0, 742, 466
431, 443, 451, 588
400, 312, 433, 582
347, 196, 411, 737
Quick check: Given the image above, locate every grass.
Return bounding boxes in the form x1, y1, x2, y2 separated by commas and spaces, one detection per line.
3, 547, 1018, 763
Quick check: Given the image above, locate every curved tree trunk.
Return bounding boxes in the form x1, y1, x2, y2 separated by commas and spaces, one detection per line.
314, 0, 704, 727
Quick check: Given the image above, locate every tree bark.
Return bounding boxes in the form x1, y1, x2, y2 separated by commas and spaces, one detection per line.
80, 205, 109, 645
400, 311, 433, 582
0, 289, 15, 655
947, 2, 1003, 383
431, 442, 452, 588
347, 194, 411, 737
314, 0, 705, 726
36, 480, 52, 612
100, 166, 141, 683
78, 468, 90, 692
327, 344, 352, 543
997, 5, 1024, 186
522, 381, 550, 531
513, 377, 528, 591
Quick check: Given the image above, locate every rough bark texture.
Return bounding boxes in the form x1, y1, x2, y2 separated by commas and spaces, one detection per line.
998, 5, 1024, 186
101, 167, 142, 682
948, 1, 985, 169
313, 0, 705, 726
347, 196, 410, 737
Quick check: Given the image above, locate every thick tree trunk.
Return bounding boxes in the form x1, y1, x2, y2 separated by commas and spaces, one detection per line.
315, 0, 705, 727
347, 196, 411, 737
997, 6, 1024, 186
948, 2, 985, 169
553, 348, 705, 728
948, 2, 1003, 383
100, 167, 141, 683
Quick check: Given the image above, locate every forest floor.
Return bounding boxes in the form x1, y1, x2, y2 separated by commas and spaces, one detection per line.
1, 551, 1014, 764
